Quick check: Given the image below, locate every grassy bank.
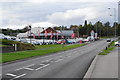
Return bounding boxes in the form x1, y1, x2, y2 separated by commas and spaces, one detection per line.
1, 43, 87, 63
0, 44, 7, 47
99, 41, 115, 55
35, 44, 62, 49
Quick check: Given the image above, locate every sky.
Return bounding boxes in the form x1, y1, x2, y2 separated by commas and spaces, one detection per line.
0, 0, 119, 29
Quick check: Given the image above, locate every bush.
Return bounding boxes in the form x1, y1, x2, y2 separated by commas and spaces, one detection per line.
17, 43, 35, 51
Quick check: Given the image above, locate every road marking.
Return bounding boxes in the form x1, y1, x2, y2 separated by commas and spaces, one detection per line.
24, 67, 34, 71
25, 64, 35, 68
67, 56, 71, 58
39, 64, 45, 66
12, 73, 26, 79
35, 64, 50, 71
54, 59, 63, 62
6, 73, 17, 77
45, 59, 53, 62
15, 68, 23, 71
15, 64, 35, 71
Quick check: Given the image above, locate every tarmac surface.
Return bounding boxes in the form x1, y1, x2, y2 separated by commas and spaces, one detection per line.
1, 40, 109, 80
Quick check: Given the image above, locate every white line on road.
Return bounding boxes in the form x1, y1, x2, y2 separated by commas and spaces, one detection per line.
25, 64, 35, 68
35, 64, 50, 71
24, 67, 34, 71
6, 73, 17, 77
54, 59, 63, 62
39, 64, 45, 66
67, 56, 71, 58
12, 73, 26, 80
15, 64, 35, 71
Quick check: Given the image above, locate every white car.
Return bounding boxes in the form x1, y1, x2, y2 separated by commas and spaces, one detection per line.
115, 41, 120, 46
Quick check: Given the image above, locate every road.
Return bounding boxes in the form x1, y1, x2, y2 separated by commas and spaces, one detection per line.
1, 39, 109, 80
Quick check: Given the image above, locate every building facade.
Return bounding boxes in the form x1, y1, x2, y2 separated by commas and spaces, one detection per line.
17, 27, 74, 39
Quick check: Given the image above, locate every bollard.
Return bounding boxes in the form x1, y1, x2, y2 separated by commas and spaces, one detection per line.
15, 44, 17, 51
106, 47, 108, 50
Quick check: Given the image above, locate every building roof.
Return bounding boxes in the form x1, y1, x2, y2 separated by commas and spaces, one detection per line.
61, 30, 73, 36
17, 33, 28, 38
31, 27, 48, 33
17, 27, 73, 38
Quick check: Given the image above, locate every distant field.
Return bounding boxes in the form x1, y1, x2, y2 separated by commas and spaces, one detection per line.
1, 43, 87, 63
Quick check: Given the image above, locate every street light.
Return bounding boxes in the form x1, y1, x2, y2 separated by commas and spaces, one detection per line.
27, 25, 32, 44
42, 28, 45, 44
108, 8, 117, 39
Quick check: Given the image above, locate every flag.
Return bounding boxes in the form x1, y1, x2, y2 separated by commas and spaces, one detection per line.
61, 36, 64, 38
33, 34, 36, 39
31, 33, 36, 39
50, 31, 53, 39
45, 30, 47, 37
37, 30, 40, 36
71, 33, 75, 38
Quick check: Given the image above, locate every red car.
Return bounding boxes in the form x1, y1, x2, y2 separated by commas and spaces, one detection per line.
56, 39, 66, 44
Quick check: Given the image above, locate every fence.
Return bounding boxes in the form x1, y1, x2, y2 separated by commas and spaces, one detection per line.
0, 46, 15, 53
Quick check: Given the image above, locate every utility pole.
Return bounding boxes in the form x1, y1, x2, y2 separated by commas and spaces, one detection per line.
28, 25, 32, 44
42, 28, 44, 44
108, 8, 117, 39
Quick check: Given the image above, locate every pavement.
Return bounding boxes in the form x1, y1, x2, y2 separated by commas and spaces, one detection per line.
84, 47, 119, 79
1, 40, 109, 79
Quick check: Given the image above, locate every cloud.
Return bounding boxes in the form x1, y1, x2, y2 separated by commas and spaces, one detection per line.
1, 0, 118, 2
1, 21, 57, 30
47, 7, 99, 25
1, 1, 118, 29
32, 21, 58, 27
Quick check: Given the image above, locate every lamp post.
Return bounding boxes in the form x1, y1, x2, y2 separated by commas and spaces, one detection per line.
42, 28, 44, 44
28, 25, 32, 44
108, 8, 117, 39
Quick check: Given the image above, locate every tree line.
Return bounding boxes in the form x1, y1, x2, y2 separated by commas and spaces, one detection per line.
1, 20, 120, 37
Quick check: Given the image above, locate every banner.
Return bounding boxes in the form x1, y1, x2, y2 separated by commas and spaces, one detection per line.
71, 33, 75, 38
50, 31, 53, 39
37, 30, 40, 36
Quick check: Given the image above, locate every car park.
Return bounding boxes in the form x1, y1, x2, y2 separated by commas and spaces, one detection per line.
56, 39, 66, 44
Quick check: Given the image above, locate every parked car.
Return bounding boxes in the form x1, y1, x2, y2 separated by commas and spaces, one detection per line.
56, 39, 66, 44
115, 41, 120, 46
107, 39, 111, 42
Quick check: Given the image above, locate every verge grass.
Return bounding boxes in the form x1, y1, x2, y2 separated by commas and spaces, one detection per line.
99, 41, 115, 55
1, 43, 87, 63
0, 44, 7, 47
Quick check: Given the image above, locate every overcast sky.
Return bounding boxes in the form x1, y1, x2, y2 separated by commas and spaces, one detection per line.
0, 0, 119, 29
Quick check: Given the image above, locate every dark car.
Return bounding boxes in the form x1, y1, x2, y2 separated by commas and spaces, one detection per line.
107, 39, 111, 42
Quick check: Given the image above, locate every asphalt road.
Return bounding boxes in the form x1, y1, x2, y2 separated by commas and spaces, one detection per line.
1, 39, 109, 80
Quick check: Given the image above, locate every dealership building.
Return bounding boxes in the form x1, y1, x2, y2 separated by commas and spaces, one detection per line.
17, 27, 74, 39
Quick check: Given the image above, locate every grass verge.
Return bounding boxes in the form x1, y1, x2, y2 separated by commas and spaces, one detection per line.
0, 44, 7, 47
35, 44, 62, 49
99, 41, 116, 55
1, 43, 87, 63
